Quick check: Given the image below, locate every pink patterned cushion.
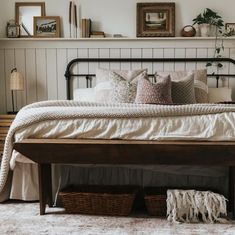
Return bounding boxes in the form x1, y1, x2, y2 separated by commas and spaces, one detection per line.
135, 73, 173, 104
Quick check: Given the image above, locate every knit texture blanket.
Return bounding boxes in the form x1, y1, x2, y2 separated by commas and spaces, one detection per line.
1, 100, 235, 193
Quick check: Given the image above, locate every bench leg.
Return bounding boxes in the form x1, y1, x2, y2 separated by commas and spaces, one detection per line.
45, 164, 53, 208
38, 164, 53, 215
229, 166, 235, 219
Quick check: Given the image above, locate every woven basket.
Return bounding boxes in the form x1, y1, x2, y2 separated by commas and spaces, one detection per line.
144, 187, 167, 217
59, 185, 138, 216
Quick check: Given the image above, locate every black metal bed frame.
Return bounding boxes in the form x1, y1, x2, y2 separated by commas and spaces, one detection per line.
65, 57, 235, 100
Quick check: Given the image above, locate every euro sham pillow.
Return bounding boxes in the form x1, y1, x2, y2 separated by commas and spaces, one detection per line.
135, 73, 173, 104
95, 68, 147, 102
158, 69, 208, 103
171, 74, 196, 104
208, 87, 232, 103
73, 88, 95, 102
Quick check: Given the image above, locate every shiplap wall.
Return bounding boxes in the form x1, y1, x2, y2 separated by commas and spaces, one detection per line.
0, 38, 235, 114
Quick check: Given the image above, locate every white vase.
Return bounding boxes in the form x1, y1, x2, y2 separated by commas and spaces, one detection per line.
199, 24, 211, 37
210, 25, 217, 37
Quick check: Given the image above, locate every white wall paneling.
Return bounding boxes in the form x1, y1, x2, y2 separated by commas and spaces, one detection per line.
98, 48, 110, 71
5, 49, 15, 112
0, 50, 6, 114
120, 49, 130, 70
25, 49, 37, 105
15, 49, 26, 110
131, 48, 142, 71
36, 49, 48, 101
0, 38, 235, 113
56, 49, 67, 100
46, 49, 58, 100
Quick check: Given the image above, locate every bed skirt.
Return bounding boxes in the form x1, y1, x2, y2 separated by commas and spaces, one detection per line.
7, 163, 229, 202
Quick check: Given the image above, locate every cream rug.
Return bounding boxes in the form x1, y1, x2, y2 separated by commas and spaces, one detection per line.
0, 202, 235, 235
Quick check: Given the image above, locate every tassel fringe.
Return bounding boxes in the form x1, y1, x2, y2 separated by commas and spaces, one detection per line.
167, 190, 228, 223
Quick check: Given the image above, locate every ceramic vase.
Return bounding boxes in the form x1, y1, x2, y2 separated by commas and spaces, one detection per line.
199, 24, 211, 37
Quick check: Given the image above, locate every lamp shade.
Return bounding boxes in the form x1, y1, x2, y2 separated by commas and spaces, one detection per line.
10, 69, 24, 91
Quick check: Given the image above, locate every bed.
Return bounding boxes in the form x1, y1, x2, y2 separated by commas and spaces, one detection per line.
1, 57, 235, 215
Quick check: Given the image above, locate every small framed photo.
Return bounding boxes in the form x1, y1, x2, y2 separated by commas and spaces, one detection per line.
34, 16, 60, 38
137, 3, 175, 37
225, 23, 235, 36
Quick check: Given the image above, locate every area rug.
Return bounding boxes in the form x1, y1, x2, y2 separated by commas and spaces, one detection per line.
0, 202, 235, 235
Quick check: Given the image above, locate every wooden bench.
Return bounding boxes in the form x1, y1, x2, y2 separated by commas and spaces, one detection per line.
14, 139, 235, 215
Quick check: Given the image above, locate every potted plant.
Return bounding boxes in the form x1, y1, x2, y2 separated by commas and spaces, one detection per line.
193, 8, 226, 71
193, 8, 224, 37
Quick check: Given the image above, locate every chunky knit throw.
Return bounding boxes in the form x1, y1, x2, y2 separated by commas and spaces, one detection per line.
1, 100, 235, 193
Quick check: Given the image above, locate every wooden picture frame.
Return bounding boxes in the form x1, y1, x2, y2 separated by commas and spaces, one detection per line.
34, 16, 60, 38
137, 3, 175, 37
15, 2, 46, 37
226, 23, 235, 36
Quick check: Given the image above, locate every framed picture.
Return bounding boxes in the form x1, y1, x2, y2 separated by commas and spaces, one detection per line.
225, 23, 235, 36
137, 3, 175, 37
15, 2, 46, 37
34, 16, 60, 37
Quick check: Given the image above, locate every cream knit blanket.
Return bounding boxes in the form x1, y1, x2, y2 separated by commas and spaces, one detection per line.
1, 100, 235, 193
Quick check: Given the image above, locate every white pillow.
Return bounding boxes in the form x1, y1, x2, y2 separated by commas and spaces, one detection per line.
208, 87, 232, 103
73, 88, 95, 102
95, 81, 113, 103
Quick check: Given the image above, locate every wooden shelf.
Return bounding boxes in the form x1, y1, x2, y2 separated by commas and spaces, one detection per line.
0, 37, 235, 42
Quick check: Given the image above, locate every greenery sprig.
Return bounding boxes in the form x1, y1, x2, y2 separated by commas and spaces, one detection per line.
193, 8, 225, 73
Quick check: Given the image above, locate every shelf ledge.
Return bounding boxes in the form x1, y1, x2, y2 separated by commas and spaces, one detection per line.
0, 37, 235, 41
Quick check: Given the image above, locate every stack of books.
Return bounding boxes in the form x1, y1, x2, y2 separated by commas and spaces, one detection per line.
90, 31, 105, 38
81, 19, 91, 38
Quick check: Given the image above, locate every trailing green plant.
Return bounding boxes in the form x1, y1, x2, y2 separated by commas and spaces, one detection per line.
192, 8, 224, 29
193, 8, 225, 73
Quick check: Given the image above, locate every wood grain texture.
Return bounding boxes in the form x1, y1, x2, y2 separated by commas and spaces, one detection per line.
14, 139, 235, 165
0, 115, 15, 155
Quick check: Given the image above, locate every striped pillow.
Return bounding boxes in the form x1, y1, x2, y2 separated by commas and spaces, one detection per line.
158, 69, 208, 103
171, 74, 196, 104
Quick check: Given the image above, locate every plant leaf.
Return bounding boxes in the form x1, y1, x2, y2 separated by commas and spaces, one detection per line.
216, 48, 220, 54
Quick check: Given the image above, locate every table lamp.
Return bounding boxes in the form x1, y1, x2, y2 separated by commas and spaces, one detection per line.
9, 68, 24, 114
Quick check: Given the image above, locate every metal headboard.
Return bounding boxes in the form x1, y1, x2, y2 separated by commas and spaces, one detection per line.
65, 57, 235, 100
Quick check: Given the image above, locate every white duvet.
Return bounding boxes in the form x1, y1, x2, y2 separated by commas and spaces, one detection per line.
13, 111, 235, 166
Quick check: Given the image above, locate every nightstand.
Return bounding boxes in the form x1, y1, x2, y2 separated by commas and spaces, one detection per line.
0, 115, 15, 157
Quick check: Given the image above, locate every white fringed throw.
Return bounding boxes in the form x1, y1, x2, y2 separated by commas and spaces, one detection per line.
167, 190, 228, 223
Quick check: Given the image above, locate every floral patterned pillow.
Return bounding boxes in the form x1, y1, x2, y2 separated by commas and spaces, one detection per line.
110, 72, 137, 103
135, 73, 173, 104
